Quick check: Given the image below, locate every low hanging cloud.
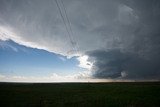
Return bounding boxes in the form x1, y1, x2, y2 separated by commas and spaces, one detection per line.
0, 0, 160, 80
0, 72, 110, 83
86, 49, 160, 80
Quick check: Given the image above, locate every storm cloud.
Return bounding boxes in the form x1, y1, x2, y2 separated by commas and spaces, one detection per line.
86, 49, 160, 80
84, 0, 160, 80
0, 0, 160, 80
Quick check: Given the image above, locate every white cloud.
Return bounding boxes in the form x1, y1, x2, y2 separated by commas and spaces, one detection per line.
0, 73, 140, 82
0, 72, 110, 82
77, 55, 93, 70
0, 25, 52, 52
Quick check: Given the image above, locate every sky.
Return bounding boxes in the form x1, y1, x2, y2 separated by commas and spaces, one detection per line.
0, 0, 160, 82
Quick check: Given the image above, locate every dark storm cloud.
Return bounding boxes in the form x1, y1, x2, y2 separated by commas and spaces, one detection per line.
86, 49, 160, 80
84, 0, 160, 80
0, 0, 160, 80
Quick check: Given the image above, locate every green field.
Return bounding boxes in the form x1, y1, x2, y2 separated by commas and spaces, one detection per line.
0, 82, 160, 107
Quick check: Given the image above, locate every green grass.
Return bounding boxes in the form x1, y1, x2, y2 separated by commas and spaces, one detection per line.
0, 82, 160, 107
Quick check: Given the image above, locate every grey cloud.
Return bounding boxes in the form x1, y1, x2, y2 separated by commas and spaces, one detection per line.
84, 0, 160, 80
0, 0, 160, 80
0, 0, 138, 55
0, 0, 74, 55
87, 49, 160, 80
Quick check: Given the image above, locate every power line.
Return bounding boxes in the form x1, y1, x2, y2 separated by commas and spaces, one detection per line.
60, 0, 78, 52
55, 0, 78, 55
60, 0, 80, 55
54, 0, 75, 53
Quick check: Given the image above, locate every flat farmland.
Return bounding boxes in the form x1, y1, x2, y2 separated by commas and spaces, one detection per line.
0, 82, 160, 107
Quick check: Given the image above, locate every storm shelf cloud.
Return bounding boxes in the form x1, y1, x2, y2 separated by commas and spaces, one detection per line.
86, 49, 160, 80
0, 0, 160, 81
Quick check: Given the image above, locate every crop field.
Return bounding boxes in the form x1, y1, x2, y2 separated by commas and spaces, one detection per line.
0, 82, 160, 107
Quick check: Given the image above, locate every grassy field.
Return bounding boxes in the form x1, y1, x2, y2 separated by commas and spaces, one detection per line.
0, 82, 160, 107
